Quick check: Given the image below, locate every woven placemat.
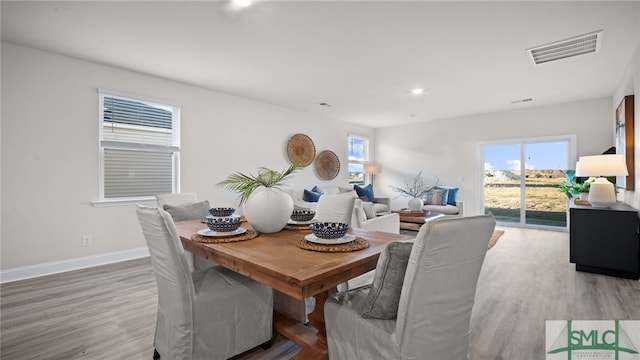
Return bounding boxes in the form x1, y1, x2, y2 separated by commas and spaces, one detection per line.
191, 229, 259, 244
284, 224, 312, 231
296, 237, 369, 252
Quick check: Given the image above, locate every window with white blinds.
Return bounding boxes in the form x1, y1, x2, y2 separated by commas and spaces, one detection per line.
99, 90, 180, 201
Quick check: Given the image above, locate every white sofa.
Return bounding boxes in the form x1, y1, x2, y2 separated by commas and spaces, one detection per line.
351, 199, 399, 234
421, 186, 464, 217
284, 185, 391, 216
423, 201, 464, 217
283, 186, 398, 233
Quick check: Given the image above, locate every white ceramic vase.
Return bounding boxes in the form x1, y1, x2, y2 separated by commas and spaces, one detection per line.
408, 197, 424, 211
243, 187, 294, 233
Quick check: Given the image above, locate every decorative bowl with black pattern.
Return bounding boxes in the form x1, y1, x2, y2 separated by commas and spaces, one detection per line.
206, 216, 242, 232
290, 209, 316, 222
209, 207, 235, 217
309, 222, 349, 239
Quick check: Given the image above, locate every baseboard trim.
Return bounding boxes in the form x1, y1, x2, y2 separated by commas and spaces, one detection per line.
0, 247, 150, 284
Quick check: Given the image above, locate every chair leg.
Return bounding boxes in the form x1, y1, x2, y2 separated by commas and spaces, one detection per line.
153, 349, 160, 359
260, 340, 272, 350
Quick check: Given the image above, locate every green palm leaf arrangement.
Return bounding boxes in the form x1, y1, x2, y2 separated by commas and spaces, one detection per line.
217, 163, 299, 205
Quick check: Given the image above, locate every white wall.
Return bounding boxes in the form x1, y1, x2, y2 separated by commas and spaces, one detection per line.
613, 40, 640, 209
374, 98, 614, 215
0, 42, 372, 271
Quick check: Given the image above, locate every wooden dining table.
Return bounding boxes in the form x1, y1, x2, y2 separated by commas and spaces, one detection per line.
175, 219, 412, 360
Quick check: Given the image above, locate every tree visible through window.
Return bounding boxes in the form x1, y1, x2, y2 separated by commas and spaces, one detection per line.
348, 135, 368, 185
99, 90, 180, 201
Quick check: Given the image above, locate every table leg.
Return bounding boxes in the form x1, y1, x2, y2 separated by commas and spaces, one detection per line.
307, 291, 328, 348
273, 291, 330, 360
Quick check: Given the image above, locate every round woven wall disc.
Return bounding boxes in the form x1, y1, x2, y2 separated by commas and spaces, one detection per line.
287, 134, 316, 167
314, 150, 340, 180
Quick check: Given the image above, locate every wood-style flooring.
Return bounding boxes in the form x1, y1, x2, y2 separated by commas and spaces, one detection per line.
1, 227, 639, 359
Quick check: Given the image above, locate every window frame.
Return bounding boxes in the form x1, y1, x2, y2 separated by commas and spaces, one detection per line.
348, 134, 370, 186
477, 134, 577, 230
93, 89, 181, 207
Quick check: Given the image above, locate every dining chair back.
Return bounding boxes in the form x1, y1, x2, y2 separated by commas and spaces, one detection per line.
156, 192, 198, 208
314, 193, 357, 293
136, 205, 273, 360
275, 193, 357, 323
155, 192, 211, 270
325, 214, 496, 360
314, 193, 356, 225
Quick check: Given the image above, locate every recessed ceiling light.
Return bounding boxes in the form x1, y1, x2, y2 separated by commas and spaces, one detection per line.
232, 0, 252, 8
411, 88, 424, 95
319, 102, 332, 107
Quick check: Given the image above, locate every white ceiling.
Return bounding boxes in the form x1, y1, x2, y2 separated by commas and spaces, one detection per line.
2, 1, 639, 128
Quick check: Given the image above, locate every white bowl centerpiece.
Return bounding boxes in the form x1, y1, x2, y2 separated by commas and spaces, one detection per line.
218, 164, 298, 233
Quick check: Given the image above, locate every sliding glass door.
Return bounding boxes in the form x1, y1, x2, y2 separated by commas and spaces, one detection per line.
484, 143, 521, 223
482, 136, 574, 229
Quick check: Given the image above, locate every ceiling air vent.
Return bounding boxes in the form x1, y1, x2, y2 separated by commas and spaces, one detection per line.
527, 30, 603, 65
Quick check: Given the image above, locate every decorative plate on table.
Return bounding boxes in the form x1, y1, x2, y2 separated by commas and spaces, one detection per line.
287, 219, 317, 225
197, 228, 247, 237
314, 150, 340, 180
304, 233, 356, 245
286, 133, 316, 167
206, 214, 241, 220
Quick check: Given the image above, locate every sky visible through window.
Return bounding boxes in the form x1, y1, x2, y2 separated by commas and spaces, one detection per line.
484, 141, 568, 172
348, 137, 366, 173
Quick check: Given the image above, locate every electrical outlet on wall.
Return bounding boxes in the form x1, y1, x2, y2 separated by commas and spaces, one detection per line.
81, 235, 93, 246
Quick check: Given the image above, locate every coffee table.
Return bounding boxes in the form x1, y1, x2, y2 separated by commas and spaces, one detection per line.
392, 210, 445, 231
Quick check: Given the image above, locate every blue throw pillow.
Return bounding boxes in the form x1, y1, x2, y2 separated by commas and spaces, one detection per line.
354, 184, 375, 202
303, 189, 322, 202
311, 185, 324, 194
435, 186, 458, 206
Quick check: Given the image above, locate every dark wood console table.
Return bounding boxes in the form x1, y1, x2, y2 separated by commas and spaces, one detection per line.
569, 201, 639, 279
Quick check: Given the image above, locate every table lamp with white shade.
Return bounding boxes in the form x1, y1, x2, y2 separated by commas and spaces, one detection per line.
575, 154, 628, 208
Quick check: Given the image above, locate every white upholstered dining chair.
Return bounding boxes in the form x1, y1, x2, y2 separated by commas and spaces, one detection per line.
273, 193, 358, 324
324, 214, 496, 360
136, 205, 273, 360
309, 194, 357, 317
313, 193, 357, 225
155, 192, 212, 270
156, 192, 199, 209
345, 198, 402, 291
